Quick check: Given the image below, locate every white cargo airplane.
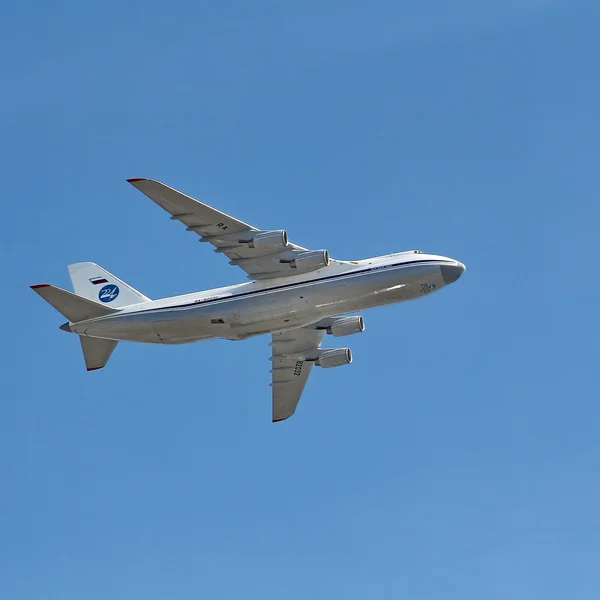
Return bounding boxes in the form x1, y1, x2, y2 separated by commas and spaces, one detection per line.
32, 178, 465, 421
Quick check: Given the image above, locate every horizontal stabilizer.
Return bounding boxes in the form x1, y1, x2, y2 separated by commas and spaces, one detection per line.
30, 284, 117, 323
80, 336, 118, 371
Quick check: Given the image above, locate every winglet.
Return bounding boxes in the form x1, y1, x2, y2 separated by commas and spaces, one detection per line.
127, 178, 148, 183
31, 284, 50, 289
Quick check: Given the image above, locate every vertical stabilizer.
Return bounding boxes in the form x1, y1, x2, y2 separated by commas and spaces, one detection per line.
68, 262, 151, 308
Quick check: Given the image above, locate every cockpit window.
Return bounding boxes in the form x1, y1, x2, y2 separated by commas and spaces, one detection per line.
391, 250, 424, 256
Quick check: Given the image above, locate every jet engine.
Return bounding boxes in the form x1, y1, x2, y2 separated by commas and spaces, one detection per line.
247, 230, 289, 250
315, 348, 352, 368
325, 316, 365, 337
283, 249, 330, 272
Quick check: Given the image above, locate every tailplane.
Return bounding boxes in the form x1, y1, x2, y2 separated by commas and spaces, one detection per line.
80, 336, 118, 371
30, 284, 117, 322
31, 284, 120, 371
67, 262, 151, 308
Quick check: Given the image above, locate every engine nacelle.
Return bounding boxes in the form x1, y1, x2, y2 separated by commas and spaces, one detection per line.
326, 316, 365, 337
248, 230, 288, 250
287, 249, 330, 271
315, 348, 352, 368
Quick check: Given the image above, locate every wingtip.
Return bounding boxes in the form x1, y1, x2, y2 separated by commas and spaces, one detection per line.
30, 284, 50, 289
127, 178, 147, 183
87, 366, 104, 372
272, 417, 289, 423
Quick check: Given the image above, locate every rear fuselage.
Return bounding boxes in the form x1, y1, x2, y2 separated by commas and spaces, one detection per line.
69, 252, 464, 344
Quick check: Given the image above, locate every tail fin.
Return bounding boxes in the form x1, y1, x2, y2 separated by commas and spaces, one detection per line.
67, 262, 151, 308
80, 336, 118, 371
30, 284, 117, 322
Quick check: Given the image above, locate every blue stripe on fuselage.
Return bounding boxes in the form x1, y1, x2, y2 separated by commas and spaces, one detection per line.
127, 258, 452, 317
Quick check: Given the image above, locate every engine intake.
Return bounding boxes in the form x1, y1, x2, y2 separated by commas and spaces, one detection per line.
247, 230, 288, 250
315, 348, 352, 368
284, 249, 329, 272
326, 316, 365, 337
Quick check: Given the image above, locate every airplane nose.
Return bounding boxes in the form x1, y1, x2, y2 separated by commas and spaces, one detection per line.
440, 261, 466, 285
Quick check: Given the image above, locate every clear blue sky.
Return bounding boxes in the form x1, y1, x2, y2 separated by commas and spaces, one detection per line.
2, 1, 599, 598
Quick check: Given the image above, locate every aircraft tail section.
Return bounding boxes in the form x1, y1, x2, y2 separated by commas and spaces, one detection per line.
67, 262, 151, 308
79, 336, 118, 371
30, 284, 120, 371
30, 284, 117, 322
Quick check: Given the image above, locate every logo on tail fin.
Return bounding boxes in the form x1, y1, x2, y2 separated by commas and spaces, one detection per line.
99, 284, 119, 303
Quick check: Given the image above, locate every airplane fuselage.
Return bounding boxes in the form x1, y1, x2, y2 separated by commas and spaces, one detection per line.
32, 174, 468, 420
69, 252, 465, 344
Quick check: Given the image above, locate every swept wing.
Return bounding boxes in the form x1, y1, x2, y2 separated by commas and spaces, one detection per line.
128, 178, 328, 280
270, 327, 326, 422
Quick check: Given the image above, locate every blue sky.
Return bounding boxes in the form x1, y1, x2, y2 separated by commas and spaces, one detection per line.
2, 1, 599, 598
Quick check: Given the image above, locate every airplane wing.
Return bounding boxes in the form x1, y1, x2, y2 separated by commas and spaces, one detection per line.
127, 178, 328, 280
270, 327, 326, 422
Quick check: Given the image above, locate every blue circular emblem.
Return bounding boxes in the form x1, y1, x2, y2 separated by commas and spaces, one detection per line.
99, 284, 119, 303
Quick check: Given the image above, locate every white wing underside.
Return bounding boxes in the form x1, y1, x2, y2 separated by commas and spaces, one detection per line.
128, 178, 332, 422
270, 327, 325, 422
128, 178, 311, 280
